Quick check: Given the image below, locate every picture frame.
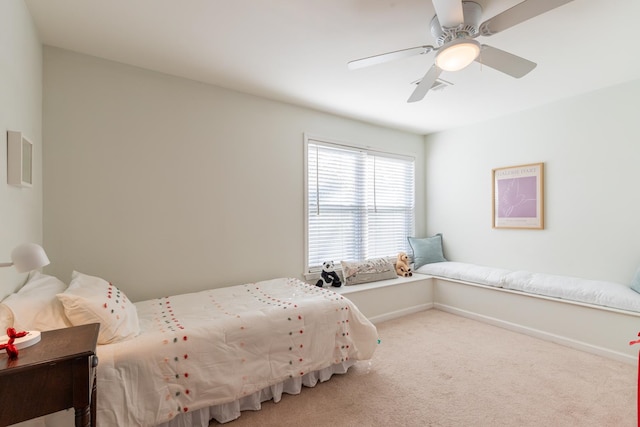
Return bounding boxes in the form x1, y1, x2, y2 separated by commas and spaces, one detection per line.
492, 162, 544, 229
7, 130, 33, 188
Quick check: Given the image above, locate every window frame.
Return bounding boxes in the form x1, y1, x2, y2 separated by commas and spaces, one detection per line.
303, 133, 416, 276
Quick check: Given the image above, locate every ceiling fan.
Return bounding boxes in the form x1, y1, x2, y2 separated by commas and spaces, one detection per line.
348, 0, 575, 103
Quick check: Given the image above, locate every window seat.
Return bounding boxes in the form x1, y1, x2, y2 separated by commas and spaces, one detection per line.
332, 274, 433, 323
416, 261, 640, 313
414, 261, 640, 363
330, 262, 640, 363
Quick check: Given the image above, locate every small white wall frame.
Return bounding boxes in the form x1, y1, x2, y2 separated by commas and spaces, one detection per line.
7, 130, 33, 187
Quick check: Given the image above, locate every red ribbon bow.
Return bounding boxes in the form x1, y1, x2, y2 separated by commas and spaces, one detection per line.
0, 327, 28, 359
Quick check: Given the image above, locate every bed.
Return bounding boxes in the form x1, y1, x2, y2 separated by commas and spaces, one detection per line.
0, 272, 378, 427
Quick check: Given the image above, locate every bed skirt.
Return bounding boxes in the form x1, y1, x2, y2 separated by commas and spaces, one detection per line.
155, 360, 356, 426
9, 361, 356, 427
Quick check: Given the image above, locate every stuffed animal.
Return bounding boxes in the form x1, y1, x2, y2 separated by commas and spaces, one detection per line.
396, 252, 413, 277
396, 264, 413, 277
316, 261, 342, 287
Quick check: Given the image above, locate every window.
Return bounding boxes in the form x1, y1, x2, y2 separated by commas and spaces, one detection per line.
305, 135, 415, 272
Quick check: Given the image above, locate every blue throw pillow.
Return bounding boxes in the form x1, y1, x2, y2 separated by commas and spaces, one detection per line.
408, 234, 447, 270
631, 268, 640, 294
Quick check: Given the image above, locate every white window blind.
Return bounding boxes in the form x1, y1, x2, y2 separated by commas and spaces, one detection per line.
305, 138, 415, 272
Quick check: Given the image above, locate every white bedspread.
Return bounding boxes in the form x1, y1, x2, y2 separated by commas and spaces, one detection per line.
96, 277, 378, 426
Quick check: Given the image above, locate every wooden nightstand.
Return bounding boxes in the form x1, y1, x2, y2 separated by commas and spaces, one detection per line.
0, 323, 100, 427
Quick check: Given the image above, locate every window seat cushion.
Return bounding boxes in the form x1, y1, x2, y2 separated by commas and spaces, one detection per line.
416, 261, 640, 313
414, 261, 511, 288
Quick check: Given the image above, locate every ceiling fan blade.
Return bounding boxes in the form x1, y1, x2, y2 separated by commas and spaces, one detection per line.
432, 0, 464, 28
479, 0, 574, 36
407, 64, 442, 103
348, 45, 434, 70
476, 45, 536, 78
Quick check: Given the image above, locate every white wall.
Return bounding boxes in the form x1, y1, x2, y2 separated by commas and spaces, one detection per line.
425, 79, 640, 284
43, 47, 426, 302
0, 1, 43, 297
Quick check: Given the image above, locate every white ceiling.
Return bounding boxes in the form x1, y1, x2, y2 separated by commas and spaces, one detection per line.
24, 0, 640, 135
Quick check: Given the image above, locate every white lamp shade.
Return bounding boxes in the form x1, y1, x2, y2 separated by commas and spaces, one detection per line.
11, 243, 50, 273
435, 39, 481, 72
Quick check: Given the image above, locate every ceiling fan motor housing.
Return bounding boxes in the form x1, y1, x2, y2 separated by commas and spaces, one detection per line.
430, 1, 483, 46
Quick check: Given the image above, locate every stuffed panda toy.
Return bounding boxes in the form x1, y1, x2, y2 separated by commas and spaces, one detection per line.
315, 261, 342, 288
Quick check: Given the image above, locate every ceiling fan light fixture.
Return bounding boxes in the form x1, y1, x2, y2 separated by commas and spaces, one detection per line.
435, 39, 481, 72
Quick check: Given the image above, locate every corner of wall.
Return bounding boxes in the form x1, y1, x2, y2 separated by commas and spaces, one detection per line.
0, 1, 44, 296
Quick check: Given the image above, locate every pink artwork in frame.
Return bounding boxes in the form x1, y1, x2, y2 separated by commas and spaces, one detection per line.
492, 162, 544, 229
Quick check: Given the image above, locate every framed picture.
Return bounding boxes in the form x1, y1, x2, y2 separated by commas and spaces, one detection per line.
492, 162, 544, 229
7, 130, 33, 188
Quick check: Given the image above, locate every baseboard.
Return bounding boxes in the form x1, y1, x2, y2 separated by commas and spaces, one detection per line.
368, 303, 433, 324
434, 303, 636, 365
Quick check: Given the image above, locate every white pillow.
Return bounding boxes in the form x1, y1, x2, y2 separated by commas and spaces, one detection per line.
340, 257, 397, 286
57, 271, 140, 344
2, 271, 72, 332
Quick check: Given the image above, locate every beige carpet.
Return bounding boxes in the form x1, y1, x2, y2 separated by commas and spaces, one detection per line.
212, 310, 637, 426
